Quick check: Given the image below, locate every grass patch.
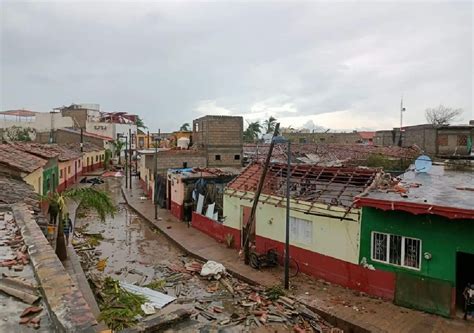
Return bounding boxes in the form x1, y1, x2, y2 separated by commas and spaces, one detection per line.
145, 279, 166, 292
265, 284, 286, 301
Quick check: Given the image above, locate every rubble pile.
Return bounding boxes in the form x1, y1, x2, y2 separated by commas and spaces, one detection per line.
0, 211, 45, 330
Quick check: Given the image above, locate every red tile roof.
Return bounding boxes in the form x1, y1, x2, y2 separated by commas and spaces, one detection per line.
63, 142, 104, 153
58, 128, 113, 141
358, 131, 375, 140
227, 162, 378, 208
0, 144, 47, 173
43, 144, 82, 161
12, 142, 59, 159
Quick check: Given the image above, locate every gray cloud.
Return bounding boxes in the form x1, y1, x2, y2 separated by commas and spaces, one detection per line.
1, 1, 472, 131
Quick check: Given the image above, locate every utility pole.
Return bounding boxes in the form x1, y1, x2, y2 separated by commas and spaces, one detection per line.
399, 97, 406, 147
284, 139, 291, 289
244, 123, 280, 265
125, 135, 128, 189
80, 128, 84, 152
129, 128, 132, 189
154, 130, 160, 220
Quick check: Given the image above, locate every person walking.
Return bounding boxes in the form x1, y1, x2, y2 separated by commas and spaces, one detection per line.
463, 283, 474, 320
63, 213, 73, 246
48, 194, 59, 225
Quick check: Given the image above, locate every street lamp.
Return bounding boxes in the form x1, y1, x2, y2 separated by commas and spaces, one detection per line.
273, 135, 291, 290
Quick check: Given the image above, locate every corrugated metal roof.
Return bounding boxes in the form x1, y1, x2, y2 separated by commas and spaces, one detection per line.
119, 281, 176, 309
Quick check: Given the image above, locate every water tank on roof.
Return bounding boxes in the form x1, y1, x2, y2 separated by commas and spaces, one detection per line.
177, 137, 190, 149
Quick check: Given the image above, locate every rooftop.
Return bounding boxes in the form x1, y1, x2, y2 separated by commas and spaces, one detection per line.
0, 173, 39, 207
42, 144, 82, 162
12, 142, 59, 159
227, 162, 378, 208
0, 109, 37, 117
244, 143, 421, 166
168, 167, 241, 179
63, 142, 103, 153
58, 128, 113, 141
355, 165, 474, 219
0, 145, 47, 173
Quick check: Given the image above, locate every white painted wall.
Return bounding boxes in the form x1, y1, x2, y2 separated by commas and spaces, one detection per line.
223, 190, 361, 264
0, 112, 74, 131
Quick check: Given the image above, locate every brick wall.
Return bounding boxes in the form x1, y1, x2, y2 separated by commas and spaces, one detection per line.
192, 115, 243, 167
36, 130, 105, 147
285, 132, 362, 144
60, 109, 88, 128
144, 151, 207, 174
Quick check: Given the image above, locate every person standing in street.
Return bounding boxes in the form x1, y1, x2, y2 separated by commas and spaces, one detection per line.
63, 213, 73, 246
48, 194, 59, 225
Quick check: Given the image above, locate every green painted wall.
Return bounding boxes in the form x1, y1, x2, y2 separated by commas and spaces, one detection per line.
42, 166, 59, 194
359, 207, 474, 316
360, 207, 474, 283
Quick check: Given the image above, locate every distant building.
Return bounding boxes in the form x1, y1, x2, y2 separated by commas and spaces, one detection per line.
192, 115, 243, 168
374, 122, 474, 158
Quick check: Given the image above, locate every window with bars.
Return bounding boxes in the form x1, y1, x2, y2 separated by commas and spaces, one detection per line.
371, 232, 421, 270
457, 135, 468, 146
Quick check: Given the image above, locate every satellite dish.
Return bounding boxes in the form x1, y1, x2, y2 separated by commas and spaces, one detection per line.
414, 155, 432, 173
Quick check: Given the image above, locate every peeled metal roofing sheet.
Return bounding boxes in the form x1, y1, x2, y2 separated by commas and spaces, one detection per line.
119, 281, 176, 309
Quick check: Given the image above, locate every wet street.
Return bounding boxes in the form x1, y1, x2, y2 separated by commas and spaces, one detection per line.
74, 178, 336, 332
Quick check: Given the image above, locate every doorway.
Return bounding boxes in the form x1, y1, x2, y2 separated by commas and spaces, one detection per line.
456, 252, 474, 313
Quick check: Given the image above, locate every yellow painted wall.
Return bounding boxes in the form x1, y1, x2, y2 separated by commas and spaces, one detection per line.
23, 167, 43, 195
223, 190, 361, 264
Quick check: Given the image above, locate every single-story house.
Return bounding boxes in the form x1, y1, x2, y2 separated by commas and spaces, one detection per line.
355, 164, 474, 317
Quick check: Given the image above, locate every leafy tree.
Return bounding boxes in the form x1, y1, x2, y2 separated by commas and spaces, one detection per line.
104, 149, 112, 170
45, 188, 116, 260
263, 116, 277, 134
425, 105, 463, 126
135, 116, 147, 130
4, 126, 34, 141
180, 123, 190, 131
243, 121, 262, 143
112, 139, 126, 164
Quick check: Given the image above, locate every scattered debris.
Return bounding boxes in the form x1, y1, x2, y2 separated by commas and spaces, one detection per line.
200, 261, 226, 279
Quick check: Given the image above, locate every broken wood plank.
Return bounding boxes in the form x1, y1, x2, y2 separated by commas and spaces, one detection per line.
120, 309, 192, 333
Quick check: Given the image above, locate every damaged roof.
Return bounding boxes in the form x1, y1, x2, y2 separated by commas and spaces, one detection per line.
244, 143, 421, 166
42, 144, 82, 161
63, 142, 104, 153
0, 145, 47, 174
227, 162, 378, 208
168, 167, 241, 179
0, 173, 39, 207
355, 165, 474, 219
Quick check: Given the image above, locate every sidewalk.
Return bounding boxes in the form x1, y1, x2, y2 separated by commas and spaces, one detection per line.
123, 178, 474, 333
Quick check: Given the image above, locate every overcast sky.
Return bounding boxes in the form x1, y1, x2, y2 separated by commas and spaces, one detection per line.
1, 1, 472, 132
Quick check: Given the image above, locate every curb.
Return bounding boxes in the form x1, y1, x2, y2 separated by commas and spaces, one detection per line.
121, 186, 380, 333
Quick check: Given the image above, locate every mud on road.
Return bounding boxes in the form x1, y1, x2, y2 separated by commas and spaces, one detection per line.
73, 178, 339, 332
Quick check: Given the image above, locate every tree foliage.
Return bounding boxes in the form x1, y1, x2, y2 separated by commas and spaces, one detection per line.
243, 121, 262, 143
425, 105, 463, 126
111, 139, 126, 164
3, 126, 34, 142
135, 116, 147, 130
263, 116, 277, 134
180, 123, 190, 131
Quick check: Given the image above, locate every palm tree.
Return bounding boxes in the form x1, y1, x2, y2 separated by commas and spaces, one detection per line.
263, 116, 277, 134
243, 121, 262, 143
135, 116, 147, 130
112, 139, 126, 164
45, 187, 116, 260
180, 123, 190, 131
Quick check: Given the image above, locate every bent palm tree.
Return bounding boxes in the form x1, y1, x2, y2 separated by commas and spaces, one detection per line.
180, 123, 190, 131
46, 187, 116, 260
135, 116, 147, 130
263, 116, 277, 134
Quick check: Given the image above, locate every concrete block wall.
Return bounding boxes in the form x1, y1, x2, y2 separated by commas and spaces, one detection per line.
192, 115, 243, 167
